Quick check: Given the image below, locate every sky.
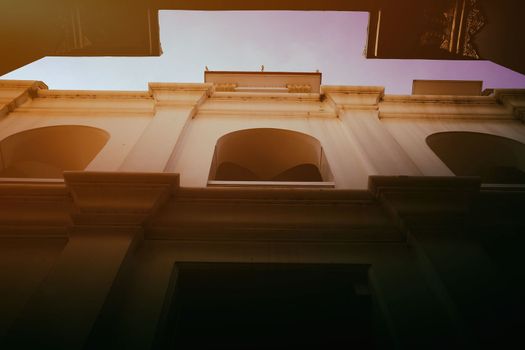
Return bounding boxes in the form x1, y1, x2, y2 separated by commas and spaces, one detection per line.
2, 11, 525, 94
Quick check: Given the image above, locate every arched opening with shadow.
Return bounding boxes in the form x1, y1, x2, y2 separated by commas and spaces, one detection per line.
426, 131, 525, 184
0, 125, 110, 178
208, 128, 333, 185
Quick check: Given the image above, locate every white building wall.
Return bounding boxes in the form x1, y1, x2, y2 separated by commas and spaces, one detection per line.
1, 79, 524, 189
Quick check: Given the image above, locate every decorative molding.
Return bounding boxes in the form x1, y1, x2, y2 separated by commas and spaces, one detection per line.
64, 171, 179, 226
321, 85, 385, 95
210, 91, 321, 101
148, 82, 214, 93
215, 83, 238, 92
378, 112, 514, 121
0, 80, 48, 90
16, 89, 156, 116
196, 109, 336, 118
494, 89, 525, 101
286, 84, 312, 93
0, 80, 48, 118
147, 186, 403, 242
13, 107, 155, 116
0, 180, 71, 236
36, 89, 151, 100
322, 86, 384, 115
149, 83, 213, 108
379, 94, 512, 120
382, 94, 497, 105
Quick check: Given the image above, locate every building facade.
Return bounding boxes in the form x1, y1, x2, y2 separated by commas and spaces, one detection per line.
0, 72, 524, 348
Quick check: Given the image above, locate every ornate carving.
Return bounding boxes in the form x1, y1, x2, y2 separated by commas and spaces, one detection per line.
420, 0, 485, 59
462, 0, 485, 58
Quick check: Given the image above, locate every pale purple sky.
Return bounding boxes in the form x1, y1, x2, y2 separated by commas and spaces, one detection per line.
3, 11, 525, 94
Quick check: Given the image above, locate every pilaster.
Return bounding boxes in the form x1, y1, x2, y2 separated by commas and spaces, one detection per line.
323, 86, 421, 175
5, 172, 179, 349
369, 176, 517, 346
118, 83, 213, 172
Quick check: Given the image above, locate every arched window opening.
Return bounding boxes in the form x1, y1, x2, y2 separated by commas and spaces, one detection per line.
426, 131, 525, 184
0, 125, 110, 178
209, 128, 333, 186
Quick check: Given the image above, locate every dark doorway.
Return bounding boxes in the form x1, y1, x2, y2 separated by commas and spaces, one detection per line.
156, 263, 376, 349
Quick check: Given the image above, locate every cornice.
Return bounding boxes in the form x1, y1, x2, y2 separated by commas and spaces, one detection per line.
147, 186, 403, 242
210, 91, 321, 101
0, 80, 48, 118
36, 89, 151, 100
148, 82, 214, 93
8, 89, 155, 116
0, 179, 71, 237
379, 94, 512, 120
2, 173, 520, 242
494, 89, 525, 102
6, 84, 214, 115
382, 94, 498, 105
13, 107, 155, 117
378, 112, 514, 121
149, 83, 213, 108
0, 80, 48, 90
321, 86, 385, 95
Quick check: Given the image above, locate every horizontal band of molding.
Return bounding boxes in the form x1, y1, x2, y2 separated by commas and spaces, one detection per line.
148, 82, 213, 92
37, 89, 151, 100
150, 187, 400, 242
494, 89, 525, 101
378, 112, 514, 120
196, 109, 337, 118
13, 107, 155, 116
211, 91, 321, 101
0, 179, 68, 198
337, 104, 379, 111
175, 186, 374, 202
322, 85, 385, 95
0, 226, 69, 238
382, 95, 498, 105
0, 80, 48, 90
146, 226, 404, 243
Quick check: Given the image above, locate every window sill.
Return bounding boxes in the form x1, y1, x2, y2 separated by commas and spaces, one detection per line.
207, 180, 335, 188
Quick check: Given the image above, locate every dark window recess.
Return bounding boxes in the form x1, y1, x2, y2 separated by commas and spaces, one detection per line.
426, 131, 525, 184
208, 128, 333, 183
156, 263, 376, 349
